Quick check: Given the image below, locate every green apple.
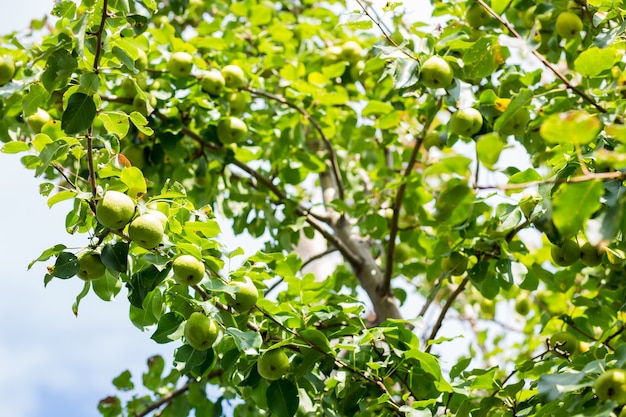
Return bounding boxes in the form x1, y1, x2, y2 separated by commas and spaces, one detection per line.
423, 130, 443, 149
450, 108, 483, 137
580, 242, 603, 267
441, 251, 468, 276
465, 3, 492, 28
340, 40, 363, 64
96, 190, 136, 229
514, 296, 530, 316
550, 331, 580, 357
201, 69, 226, 96
227, 92, 247, 115
0, 55, 15, 86
389, 31, 414, 49
26, 108, 52, 133
225, 276, 258, 312
420, 56, 453, 89
556, 11, 583, 39
167, 51, 193, 78
128, 213, 165, 249
519, 192, 540, 219
184, 312, 219, 351
620, 406, 626, 417
217, 116, 248, 144
147, 210, 168, 229
76, 251, 106, 281
134, 48, 148, 71
41, 119, 65, 139
323, 45, 343, 64
479, 298, 496, 318
172, 255, 205, 286
394, 242, 413, 263
132, 93, 157, 117
121, 78, 138, 98
550, 240, 580, 267
595, 369, 626, 404
257, 348, 290, 380
221, 64, 246, 88
498, 108, 530, 136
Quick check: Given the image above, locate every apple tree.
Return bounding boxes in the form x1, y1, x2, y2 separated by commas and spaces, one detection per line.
3, 0, 626, 415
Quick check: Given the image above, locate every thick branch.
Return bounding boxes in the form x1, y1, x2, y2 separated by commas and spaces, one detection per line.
476, 0, 606, 114
92, 0, 109, 74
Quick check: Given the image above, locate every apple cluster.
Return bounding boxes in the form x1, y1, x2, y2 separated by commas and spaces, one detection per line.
550, 239, 604, 267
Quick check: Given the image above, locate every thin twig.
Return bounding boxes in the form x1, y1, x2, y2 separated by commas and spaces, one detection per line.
475, 0, 606, 114
474, 170, 626, 191
242, 86, 346, 201
133, 381, 191, 417
382, 108, 437, 295
86, 127, 98, 202
425, 276, 470, 353
92, 0, 109, 74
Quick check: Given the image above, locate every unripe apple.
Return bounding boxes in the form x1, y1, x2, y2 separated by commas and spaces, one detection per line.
128, 213, 165, 249
132, 93, 157, 117
216, 116, 248, 144
514, 296, 530, 316
167, 51, 193, 78
595, 369, 626, 404
76, 251, 106, 281
519, 192, 540, 219
479, 298, 496, 318
227, 92, 247, 115
465, 3, 492, 28
201, 69, 226, 96
26, 108, 52, 133
147, 210, 168, 229
441, 251, 468, 276
0, 55, 16, 86
225, 276, 258, 312
323, 45, 343, 64
550, 240, 580, 267
580, 242, 604, 267
420, 56, 453, 89
257, 348, 290, 380
550, 331, 580, 357
96, 190, 136, 229
340, 40, 363, 64
184, 312, 219, 351
134, 48, 148, 71
221, 64, 246, 88
556, 11, 583, 39
450, 108, 483, 137
172, 255, 205, 286
121, 78, 138, 98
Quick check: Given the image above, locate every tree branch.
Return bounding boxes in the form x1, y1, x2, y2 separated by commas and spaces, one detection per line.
242, 86, 346, 201
474, 170, 626, 191
424, 276, 470, 353
476, 0, 606, 114
382, 109, 436, 295
133, 381, 191, 417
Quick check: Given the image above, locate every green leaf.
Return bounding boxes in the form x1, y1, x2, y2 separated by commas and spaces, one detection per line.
476, 133, 505, 169
300, 329, 333, 354
184, 221, 221, 238
101, 242, 129, 273
112, 370, 134, 391
92, 272, 123, 301
2, 141, 30, 154
151, 312, 185, 344
225, 328, 263, 354
72, 281, 90, 317
553, 180, 604, 238
22, 84, 50, 116
120, 166, 147, 198
362, 100, 394, 116
129, 111, 154, 135
47, 190, 76, 208
574, 47, 621, 77
462, 37, 498, 79
61, 93, 97, 134
266, 379, 299, 417
539, 111, 601, 145
42, 49, 77, 92
52, 251, 79, 279
98, 111, 130, 138
29, 244, 67, 269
